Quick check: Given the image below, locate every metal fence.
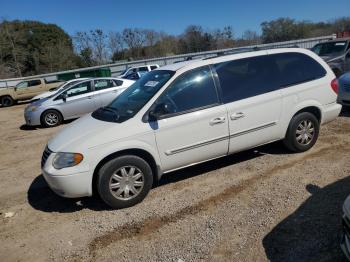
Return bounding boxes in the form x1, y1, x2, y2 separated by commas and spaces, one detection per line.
0, 34, 336, 88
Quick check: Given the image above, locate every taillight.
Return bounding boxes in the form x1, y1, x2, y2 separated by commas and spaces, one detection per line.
331, 78, 339, 94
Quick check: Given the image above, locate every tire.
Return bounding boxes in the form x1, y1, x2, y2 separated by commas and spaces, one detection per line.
283, 112, 320, 153
97, 155, 153, 209
1, 96, 14, 107
41, 109, 63, 128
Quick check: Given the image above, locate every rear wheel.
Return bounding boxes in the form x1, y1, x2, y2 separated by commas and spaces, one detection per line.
283, 112, 320, 152
41, 110, 62, 127
1, 96, 14, 107
97, 155, 153, 209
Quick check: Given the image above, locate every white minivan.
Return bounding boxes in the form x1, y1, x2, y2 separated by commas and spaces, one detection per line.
41, 48, 341, 209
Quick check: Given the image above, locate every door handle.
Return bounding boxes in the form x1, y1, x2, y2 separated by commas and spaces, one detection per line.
209, 116, 226, 126
230, 112, 245, 120
87, 96, 93, 99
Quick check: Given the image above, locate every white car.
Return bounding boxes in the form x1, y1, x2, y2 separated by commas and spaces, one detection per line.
119, 64, 159, 79
31, 78, 90, 101
41, 48, 341, 209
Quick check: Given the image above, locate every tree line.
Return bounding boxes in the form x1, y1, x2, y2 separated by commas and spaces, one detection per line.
1, 17, 350, 78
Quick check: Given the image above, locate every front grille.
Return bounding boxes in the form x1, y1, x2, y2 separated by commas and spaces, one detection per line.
41, 146, 52, 168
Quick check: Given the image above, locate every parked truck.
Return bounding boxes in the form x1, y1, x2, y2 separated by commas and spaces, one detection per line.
0, 78, 63, 107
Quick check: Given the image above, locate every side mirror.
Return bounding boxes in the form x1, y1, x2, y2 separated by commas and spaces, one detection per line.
61, 93, 67, 102
148, 103, 171, 121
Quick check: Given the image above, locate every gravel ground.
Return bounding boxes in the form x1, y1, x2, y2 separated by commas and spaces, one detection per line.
0, 104, 350, 262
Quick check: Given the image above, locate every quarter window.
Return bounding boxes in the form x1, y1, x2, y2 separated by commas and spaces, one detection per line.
156, 66, 219, 117
273, 52, 326, 87
113, 80, 123, 86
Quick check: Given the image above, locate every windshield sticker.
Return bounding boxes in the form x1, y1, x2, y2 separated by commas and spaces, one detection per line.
335, 42, 346, 46
144, 81, 159, 87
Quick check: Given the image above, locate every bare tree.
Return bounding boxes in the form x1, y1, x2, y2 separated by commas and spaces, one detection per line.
108, 31, 124, 60
122, 28, 145, 58
242, 30, 260, 44
90, 29, 107, 64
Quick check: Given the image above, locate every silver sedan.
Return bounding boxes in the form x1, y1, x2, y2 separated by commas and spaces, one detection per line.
24, 77, 135, 127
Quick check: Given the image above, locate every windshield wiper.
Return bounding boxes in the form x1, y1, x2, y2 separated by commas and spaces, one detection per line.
99, 106, 120, 121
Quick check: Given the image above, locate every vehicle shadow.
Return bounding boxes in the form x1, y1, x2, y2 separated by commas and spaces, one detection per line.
263, 176, 350, 262
19, 119, 75, 131
27, 175, 110, 213
0, 100, 31, 108
340, 107, 350, 117
27, 142, 290, 213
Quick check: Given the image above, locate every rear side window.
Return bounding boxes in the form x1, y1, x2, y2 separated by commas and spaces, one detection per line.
150, 65, 158, 70
214, 55, 280, 103
94, 79, 115, 91
272, 52, 326, 88
138, 66, 149, 72
29, 80, 41, 87
156, 66, 219, 116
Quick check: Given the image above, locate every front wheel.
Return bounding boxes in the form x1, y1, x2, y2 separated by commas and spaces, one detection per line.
283, 112, 320, 152
97, 155, 153, 209
1, 96, 14, 107
41, 110, 63, 127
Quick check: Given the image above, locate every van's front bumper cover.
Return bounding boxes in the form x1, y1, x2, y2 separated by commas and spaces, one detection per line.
42, 169, 92, 198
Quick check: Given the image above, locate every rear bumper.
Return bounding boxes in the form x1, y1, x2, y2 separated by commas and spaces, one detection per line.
321, 102, 342, 124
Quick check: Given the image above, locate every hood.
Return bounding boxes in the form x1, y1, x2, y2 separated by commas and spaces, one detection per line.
32, 90, 56, 100
48, 114, 116, 152
48, 113, 139, 153
28, 96, 50, 107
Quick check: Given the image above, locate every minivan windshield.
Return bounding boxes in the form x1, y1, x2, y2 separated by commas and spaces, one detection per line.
92, 70, 175, 123
312, 41, 347, 56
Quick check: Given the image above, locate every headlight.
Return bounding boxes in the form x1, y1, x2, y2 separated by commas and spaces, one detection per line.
52, 152, 84, 169
28, 105, 39, 111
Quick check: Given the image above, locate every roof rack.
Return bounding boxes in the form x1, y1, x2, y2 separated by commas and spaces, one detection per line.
202, 45, 300, 60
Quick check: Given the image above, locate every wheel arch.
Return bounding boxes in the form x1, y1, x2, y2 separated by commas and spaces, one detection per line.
282, 103, 322, 139
91, 148, 161, 196
292, 106, 322, 123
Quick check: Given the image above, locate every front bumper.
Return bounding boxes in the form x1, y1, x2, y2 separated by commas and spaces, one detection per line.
42, 169, 93, 198
24, 109, 42, 126
41, 151, 93, 198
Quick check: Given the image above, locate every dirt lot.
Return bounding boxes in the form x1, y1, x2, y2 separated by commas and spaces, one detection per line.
0, 104, 350, 262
